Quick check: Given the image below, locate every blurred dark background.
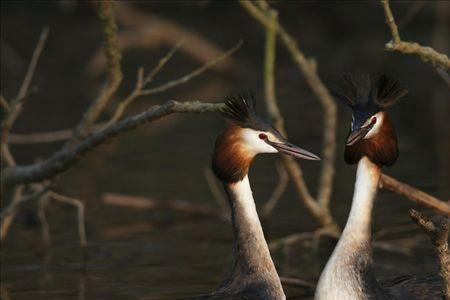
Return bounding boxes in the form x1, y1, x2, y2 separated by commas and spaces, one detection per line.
1, 1, 449, 299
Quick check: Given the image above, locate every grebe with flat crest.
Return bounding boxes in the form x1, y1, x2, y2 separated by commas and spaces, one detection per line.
184, 93, 320, 300
314, 73, 442, 300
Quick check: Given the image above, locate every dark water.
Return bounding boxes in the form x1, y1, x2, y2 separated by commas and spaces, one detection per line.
1, 1, 449, 299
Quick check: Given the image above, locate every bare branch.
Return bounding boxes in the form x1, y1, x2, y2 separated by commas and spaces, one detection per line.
69, 1, 123, 144
8, 41, 241, 144
103, 41, 184, 128
1, 27, 48, 149
103, 39, 241, 128
1, 101, 224, 186
380, 0, 450, 70
380, 174, 450, 217
242, 0, 338, 230
409, 209, 449, 298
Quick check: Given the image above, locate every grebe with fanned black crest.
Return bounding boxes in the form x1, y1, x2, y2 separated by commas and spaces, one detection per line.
183, 93, 320, 300
314, 73, 442, 300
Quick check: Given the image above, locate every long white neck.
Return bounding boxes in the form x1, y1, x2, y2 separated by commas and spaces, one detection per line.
315, 157, 382, 300
343, 156, 381, 238
219, 175, 285, 299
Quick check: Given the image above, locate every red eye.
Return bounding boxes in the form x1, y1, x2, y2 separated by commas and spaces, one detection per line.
371, 117, 377, 124
259, 133, 267, 140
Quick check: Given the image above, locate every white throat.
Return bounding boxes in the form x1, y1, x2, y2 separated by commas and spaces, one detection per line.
315, 157, 381, 300
227, 176, 261, 224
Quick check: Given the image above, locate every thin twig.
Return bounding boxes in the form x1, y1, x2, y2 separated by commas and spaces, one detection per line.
143, 39, 184, 86
139, 40, 242, 96
68, 1, 123, 144
380, 0, 450, 70
103, 41, 184, 128
380, 174, 450, 216
1, 27, 48, 148
103, 39, 241, 128
409, 209, 449, 298
2, 101, 225, 186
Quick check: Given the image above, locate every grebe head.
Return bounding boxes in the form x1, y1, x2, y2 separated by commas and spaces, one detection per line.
332, 73, 408, 167
212, 93, 320, 183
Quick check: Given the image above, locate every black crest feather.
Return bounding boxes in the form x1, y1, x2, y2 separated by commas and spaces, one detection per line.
222, 92, 257, 125
332, 73, 408, 109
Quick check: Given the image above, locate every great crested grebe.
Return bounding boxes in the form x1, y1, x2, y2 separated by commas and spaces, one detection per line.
185, 94, 320, 300
314, 73, 442, 300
